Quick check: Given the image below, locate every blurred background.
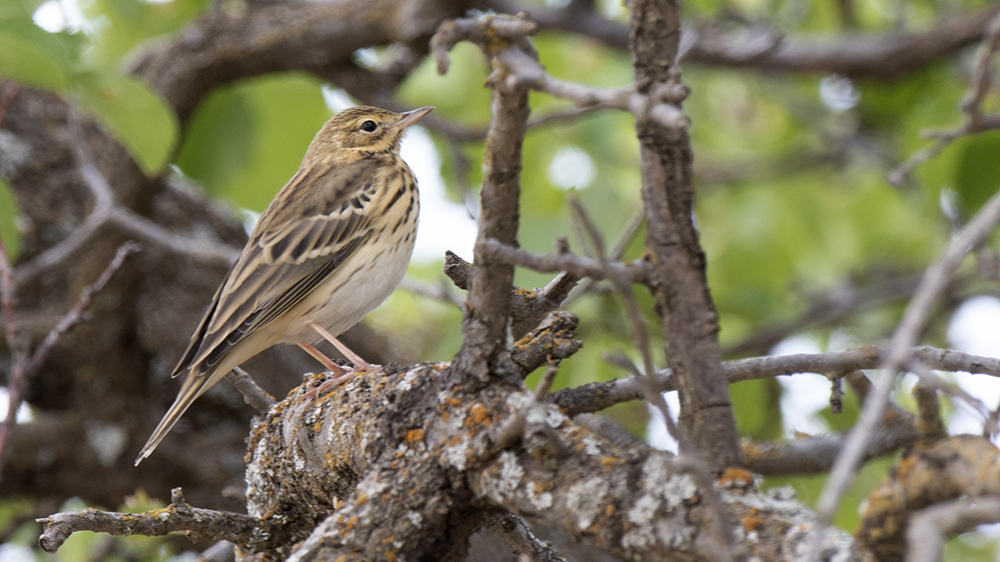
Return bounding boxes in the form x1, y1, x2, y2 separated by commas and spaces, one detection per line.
2, 0, 1000, 559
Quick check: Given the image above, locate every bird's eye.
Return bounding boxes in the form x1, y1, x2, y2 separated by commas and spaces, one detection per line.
360, 120, 378, 133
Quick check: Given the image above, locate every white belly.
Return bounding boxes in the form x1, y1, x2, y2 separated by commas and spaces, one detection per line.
278, 231, 416, 344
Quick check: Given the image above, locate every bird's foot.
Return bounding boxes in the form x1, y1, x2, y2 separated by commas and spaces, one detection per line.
307, 322, 374, 372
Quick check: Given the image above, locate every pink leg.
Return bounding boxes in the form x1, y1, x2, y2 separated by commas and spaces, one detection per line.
298, 342, 354, 399
297, 342, 348, 376
308, 322, 374, 372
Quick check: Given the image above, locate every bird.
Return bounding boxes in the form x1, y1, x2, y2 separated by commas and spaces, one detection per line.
135, 105, 434, 465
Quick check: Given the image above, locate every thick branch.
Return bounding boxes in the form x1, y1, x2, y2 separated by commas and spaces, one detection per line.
131, 0, 470, 124
858, 436, 1000, 562
438, 15, 532, 383
241, 362, 862, 561
629, 0, 741, 470
485, 0, 1000, 78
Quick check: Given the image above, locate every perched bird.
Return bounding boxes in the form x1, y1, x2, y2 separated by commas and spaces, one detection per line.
135, 105, 433, 465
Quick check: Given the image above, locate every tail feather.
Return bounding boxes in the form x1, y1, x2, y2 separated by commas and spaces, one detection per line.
134, 367, 227, 466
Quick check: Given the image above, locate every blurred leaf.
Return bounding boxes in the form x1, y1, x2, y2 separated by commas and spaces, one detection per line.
0, 179, 19, 259
731, 378, 783, 440
84, 0, 207, 64
954, 131, 1000, 218
0, 16, 70, 89
174, 73, 329, 211
74, 70, 178, 175
946, 532, 1000, 562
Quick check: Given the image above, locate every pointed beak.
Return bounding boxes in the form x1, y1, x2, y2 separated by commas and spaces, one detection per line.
395, 106, 434, 130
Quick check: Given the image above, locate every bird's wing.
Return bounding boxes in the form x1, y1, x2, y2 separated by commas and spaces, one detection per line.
171, 158, 384, 377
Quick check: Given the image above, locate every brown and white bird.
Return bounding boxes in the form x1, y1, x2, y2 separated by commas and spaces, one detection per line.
135, 105, 433, 465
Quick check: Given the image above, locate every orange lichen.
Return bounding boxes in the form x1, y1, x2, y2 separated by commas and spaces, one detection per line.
465, 404, 491, 427
405, 429, 425, 444
357, 493, 369, 505
742, 508, 764, 532
600, 457, 622, 469
386, 552, 397, 562
717, 467, 755, 492
605, 504, 615, 516
532, 481, 554, 493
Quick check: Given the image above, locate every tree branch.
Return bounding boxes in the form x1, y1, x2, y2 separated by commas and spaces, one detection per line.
629, 0, 741, 471
37, 488, 284, 554
811, 173, 1000, 558
435, 14, 533, 384
484, 0, 1000, 78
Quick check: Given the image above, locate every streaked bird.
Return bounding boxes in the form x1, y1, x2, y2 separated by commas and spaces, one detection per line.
135, 105, 433, 465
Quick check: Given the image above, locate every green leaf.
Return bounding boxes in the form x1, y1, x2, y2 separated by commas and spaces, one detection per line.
0, 179, 19, 259
0, 17, 70, 89
74, 71, 178, 175
174, 72, 330, 211
954, 131, 1000, 218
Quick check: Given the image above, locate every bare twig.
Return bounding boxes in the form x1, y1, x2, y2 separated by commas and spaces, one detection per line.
571, 194, 738, 562
437, 14, 532, 383
12, 114, 238, 290
225, 367, 276, 415
0, 241, 139, 468
906, 497, 1000, 562
431, 13, 688, 132
0, 232, 27, 468
37, 487, 283, 554
565, 206, 645, 305
810, 185, 1000, 560
549, 345, 1000, 415
486, 0, 1000, 79
480, 239, 649, 284
888, 12, 1000, 186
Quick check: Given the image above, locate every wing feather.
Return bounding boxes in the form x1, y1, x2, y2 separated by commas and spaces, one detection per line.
173, 157, 383, 376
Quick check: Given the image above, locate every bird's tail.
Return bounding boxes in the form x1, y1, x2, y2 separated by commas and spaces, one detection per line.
134, 367, 227, 466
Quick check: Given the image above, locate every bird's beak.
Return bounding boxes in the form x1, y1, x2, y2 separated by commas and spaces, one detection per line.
395, 106, 434, 130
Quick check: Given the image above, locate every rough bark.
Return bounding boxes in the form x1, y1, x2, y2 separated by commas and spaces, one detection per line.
628, 0, 741, 470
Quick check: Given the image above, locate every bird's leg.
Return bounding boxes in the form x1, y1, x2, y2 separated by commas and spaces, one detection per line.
297, 341, 349, 377
307, 322, 374, 372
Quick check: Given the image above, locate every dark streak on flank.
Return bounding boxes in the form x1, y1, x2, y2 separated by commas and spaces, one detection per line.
385, 181, 407, 210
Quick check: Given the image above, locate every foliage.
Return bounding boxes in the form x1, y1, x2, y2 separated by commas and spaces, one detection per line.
2, 0, 999, 559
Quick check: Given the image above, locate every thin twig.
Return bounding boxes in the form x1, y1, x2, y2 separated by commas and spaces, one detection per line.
431, 13, 687, 132
25, 242, 141, 375
225, 367, 276, 415
888, 12, 1000, 186
0, 241, 139, 469
37, 487, 283, 554
907, 497, 1000, 562
809, 186, 1000, 560
480, 239, 649, 284
565, 206, 644, 305
571, 196, 737, 562
549, 345, 1000, 415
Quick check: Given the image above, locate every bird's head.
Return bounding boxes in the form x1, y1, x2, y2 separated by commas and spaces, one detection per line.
305, 106, 434, 162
